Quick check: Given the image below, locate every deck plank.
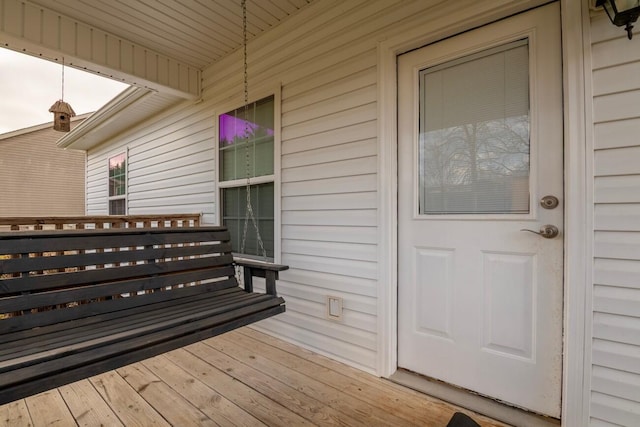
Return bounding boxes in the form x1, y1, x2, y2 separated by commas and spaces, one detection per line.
117, 363, 218, 427
141, 354, 265, 427
0, 327, 511, 426
186, 341, 356, 426
0, 398, 33, 427
164, 347, 314, 426
25, 389, 77, 427
238, 327, 508, 427
231, 328, 449, 423
89, 371, 170, 426
59, 379, 124, 427
209, 333, 416, 426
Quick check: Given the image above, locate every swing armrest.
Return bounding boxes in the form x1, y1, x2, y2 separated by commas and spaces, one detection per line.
234, 258, 289, 296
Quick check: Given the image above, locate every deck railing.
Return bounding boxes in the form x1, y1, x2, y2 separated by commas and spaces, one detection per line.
0, 214, 205, 317
0, 214, 201, 231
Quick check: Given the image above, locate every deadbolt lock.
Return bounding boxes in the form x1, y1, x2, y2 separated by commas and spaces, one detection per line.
540, 195, 559, 209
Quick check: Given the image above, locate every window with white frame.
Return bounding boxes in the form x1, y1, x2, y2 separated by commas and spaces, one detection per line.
218, 95, 275, 259
108, 153, 127, 215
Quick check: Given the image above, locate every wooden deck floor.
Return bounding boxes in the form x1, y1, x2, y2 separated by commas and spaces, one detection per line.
0, 327, 509, 426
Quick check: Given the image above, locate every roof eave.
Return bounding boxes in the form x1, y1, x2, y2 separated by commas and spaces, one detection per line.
56, 86, 152, 150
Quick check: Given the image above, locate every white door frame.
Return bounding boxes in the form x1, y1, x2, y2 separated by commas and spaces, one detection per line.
376, 1, 592, 425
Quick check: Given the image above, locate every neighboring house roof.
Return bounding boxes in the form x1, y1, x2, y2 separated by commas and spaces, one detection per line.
0, 113, 92, 141
57, 87, 182, 151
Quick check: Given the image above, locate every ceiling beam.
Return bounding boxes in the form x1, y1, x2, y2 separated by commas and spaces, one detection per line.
0, 0, 200, 99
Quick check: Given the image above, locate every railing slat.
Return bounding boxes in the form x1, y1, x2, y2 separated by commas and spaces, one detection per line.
0, 214, 202, 231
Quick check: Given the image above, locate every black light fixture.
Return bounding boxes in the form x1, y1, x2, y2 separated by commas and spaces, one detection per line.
596, 0, 640, 39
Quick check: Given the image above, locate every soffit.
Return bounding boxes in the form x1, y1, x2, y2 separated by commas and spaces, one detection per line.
57, 87, 181, 151
29, 0, 314, 70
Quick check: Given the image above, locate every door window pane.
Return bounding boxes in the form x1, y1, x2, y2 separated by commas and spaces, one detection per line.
419, 39, 530, 215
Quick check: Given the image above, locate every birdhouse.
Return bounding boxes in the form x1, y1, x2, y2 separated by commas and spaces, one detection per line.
49, 100, 76, 132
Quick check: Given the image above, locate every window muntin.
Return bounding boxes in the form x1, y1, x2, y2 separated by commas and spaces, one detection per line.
108, 153, 126, 215
219, 96, 275, 258
418, 39, 530, 215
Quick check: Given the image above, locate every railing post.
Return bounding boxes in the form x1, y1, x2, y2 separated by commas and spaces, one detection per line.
243, 266, 254, 293
265, 270, 278, 296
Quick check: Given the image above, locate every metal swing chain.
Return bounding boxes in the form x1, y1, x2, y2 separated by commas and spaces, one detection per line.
239, 0, 268, 260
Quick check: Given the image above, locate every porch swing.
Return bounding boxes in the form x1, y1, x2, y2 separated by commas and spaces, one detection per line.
0, 0, 287, 405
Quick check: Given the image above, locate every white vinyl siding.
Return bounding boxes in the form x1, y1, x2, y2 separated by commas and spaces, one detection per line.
240, 4, 383, 371
86, 109, 216, 222
196, 0, 411, 373
0, 122, 85, 216
590, 13, 640, 427
84, 0, 398, 373
83, 0, 568, 375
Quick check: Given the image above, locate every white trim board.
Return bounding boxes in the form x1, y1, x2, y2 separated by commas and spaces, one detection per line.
559, 1, 593, 426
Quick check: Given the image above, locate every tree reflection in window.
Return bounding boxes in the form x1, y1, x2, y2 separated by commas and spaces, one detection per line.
418, 40, 530, 215
420, 116, 529, 214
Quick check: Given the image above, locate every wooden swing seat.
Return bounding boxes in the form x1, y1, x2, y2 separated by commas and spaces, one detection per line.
0, 226, 287, 405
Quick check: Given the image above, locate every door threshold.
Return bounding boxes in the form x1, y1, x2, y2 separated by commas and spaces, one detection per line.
389, 369, 560, 427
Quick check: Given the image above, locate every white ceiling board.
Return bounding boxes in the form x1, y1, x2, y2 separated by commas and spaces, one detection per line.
28, 0, 315, 69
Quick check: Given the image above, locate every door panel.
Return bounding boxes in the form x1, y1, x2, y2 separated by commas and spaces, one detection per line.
397, 3, 563, 417
482, 251, 534, 359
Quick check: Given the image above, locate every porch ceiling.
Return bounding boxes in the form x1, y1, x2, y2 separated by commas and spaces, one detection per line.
0, 0, 315, 148
1, 0, 314, 98
29, 0, 314, 70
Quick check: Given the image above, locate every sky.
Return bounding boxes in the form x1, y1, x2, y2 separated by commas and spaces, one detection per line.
0, 47, 129, 134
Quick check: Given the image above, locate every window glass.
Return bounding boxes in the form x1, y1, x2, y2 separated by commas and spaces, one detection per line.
109, 199, 126, 216
222, 183, 274, 258
108, 153, 126, 215
418, 39, 530, 215
219, 96, 274, 181
109, 153, 126, 197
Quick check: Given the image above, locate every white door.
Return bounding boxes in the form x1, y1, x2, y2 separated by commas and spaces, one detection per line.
397, 4, 563, 418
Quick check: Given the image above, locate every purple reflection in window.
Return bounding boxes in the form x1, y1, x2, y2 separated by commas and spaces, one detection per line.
109, 153, 125, 169
219, 114, 273, 146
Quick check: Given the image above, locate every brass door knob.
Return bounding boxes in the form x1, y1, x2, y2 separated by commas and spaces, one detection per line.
520, 225, 559, 239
